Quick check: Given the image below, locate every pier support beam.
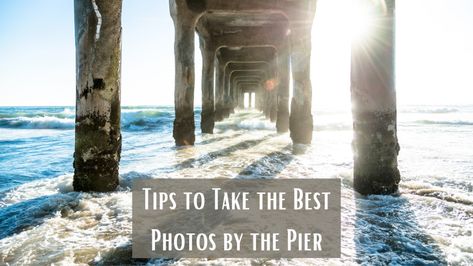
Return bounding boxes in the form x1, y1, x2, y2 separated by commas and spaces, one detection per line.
214, 59, 225, 121
276, 46, 290, 133
170, 8, 197, 146
73, 0, 122, 192
289, 26, 314, 144
237, 90, 245, 108
269, 86, 278, 122
256, 88, 264, 111
199, 38, 215, 133
351, 0, 400, 195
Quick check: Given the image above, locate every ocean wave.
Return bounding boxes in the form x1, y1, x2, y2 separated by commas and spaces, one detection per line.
414, 120, 473, 126
411, 189, 473, 206
122, 110, 174, 131
61, 107, 75, 116
236, 119, 276, 130
401, 181, 473, 206
401, 107, 460, 114
0, 171, 154, 208
0, 108, 176, 130
314, 123, 351, 131
0, 174, 131, 265
0, 175, 73, 208
417, 108, 459, 114
0, 116, 75, 129
2, 106, 472, 131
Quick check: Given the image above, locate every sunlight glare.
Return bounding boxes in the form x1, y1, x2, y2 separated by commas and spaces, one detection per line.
350, 0, 376, 42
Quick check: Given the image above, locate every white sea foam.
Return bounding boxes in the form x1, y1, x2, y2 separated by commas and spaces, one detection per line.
0, 174, 73, 207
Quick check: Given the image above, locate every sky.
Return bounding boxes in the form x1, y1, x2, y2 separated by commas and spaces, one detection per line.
0, 0, 472, 107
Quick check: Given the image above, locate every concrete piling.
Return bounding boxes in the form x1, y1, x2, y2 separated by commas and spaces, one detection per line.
73, 0, 123, 192
351, 0, 400, 195
199, 37, 215, 134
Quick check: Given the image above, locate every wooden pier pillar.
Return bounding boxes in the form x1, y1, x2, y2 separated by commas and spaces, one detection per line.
238, 90, 245, 108
276, 45, 290, 133
199, 37, 215, 134
289, 26, 313, 144
214, 60, 225, 121
73, 0, 122, 192
247, 92, 253, 109
264, 90, 271, 118
269, 91, 278, 122
351, 0, 400, 195
170, 10, 197, 146
256, 88, 264, 111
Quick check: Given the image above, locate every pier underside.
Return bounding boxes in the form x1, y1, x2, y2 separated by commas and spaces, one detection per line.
73, 0, 400, 195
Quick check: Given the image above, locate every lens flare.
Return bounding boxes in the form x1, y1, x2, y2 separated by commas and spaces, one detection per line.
264, 79, 278, 91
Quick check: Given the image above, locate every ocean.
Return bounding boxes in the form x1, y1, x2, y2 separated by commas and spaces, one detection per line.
0, 105, 472, 265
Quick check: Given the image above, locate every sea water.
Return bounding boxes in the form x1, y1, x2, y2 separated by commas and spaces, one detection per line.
0, 105, 472, 265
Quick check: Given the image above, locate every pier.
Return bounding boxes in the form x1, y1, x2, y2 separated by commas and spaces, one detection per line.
73, 0, 400, 195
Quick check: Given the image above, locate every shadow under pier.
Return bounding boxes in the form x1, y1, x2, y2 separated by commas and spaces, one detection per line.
355, 194, 447, 265
236, 144, 293, 179
171, 133, 278, 171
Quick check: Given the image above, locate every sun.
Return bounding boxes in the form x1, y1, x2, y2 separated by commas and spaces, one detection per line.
350, 0, 377, 43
